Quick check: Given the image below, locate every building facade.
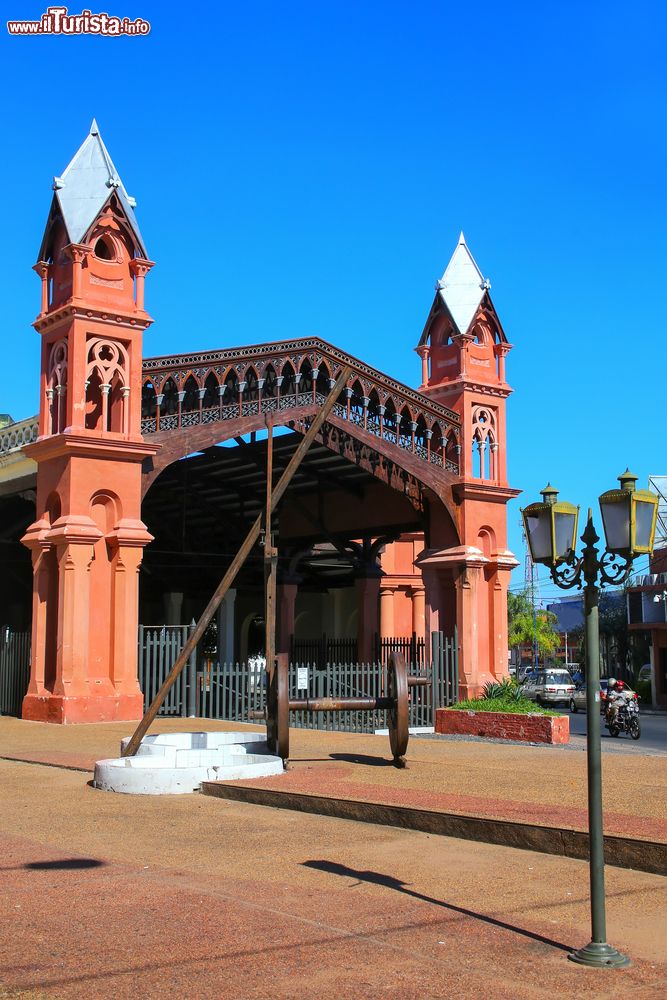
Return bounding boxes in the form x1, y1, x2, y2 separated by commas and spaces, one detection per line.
7, 123, 519, 723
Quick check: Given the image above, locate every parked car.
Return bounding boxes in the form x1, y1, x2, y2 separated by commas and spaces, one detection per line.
521, 669, 575, 707
570, 680, 637, 714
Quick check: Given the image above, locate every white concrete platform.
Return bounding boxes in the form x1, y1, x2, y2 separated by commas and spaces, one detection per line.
94, 730, 283, 795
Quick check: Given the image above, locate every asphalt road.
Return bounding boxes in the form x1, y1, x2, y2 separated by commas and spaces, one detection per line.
566, 707, 667, 754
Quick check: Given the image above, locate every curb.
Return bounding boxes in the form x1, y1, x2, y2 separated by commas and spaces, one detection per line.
200, 782, 667, 877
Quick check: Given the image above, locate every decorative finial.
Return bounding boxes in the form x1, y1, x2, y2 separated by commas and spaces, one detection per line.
90, 118, 99, 135
541, 483, 559, 505
618, 469, 638, 493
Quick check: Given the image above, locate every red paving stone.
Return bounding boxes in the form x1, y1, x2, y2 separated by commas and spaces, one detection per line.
1, 808, 666, 1000
231, 767, 667, 842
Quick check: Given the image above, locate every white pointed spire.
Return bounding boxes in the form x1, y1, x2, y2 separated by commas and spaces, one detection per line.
42, 121, 146, 258
436, 233, 489, 336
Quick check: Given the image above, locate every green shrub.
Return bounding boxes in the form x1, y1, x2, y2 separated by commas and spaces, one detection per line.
635, 679, 651, 704
451, 695, 558, 716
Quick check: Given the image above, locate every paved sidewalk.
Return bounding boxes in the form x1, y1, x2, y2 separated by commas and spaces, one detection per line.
1, 717, 665, 843
0, 752, 666, 999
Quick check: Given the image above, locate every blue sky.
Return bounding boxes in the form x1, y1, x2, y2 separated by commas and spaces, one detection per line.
1, 1, 665, 593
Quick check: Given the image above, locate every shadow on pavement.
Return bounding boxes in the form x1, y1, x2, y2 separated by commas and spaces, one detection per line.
328, 753, 394, 767
302, 859, 574, 953
0, 858, 106, 872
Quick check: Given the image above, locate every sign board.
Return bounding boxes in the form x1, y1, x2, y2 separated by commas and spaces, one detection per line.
297, 666, 309, 691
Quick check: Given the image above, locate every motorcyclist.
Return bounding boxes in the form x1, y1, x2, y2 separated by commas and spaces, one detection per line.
605, 678, 630, 727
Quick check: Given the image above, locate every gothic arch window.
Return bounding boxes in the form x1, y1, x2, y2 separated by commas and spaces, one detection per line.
142, 380, 157, 418
445, 430, 458, 472
398, 406, 413, 449
202, 371, 220, 410
47, 339, 68, 434
316, 363, 330, 398
161, 377, 178, 415
263, 364, 277, 398
299, 359, 313, 394
281, 362, 296, 397
367, 389, 381, 433
221, 369, 239, 405
431, 422, 444, 466
93, 235, 115, 260
181, 374, 199, 414
383, 397, 397, 442
243, 367, 259, 401
85, 338, 129, 433
471, 405, 497, 481
350, 380, 365, 424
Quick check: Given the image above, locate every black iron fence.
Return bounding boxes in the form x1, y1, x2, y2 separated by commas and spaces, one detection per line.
290, 635, 358, 669
0, 628, 31, 717
376, 633, 428, 669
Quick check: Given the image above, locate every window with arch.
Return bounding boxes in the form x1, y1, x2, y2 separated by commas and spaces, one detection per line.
181, 375, 199, 414
281, 362, 296, 397
47, 339, 68, 434
84, 338, 129, 433
471, 405, 497, 481
93, 233, 117, 261
202, 371, 220, 410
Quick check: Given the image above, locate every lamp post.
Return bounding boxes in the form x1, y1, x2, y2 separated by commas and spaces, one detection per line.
521, 470, 658, 969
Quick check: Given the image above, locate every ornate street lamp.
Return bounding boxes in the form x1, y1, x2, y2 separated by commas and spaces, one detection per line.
521, 471, 658, 969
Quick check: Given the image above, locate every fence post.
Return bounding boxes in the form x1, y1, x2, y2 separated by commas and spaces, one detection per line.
453, 625, 459, 704
186, 619, 197, 717
431, 630, 440, 718
138, 624, 145, 712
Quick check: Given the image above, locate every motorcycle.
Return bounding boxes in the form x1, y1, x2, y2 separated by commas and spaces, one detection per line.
605, 697, 641, 740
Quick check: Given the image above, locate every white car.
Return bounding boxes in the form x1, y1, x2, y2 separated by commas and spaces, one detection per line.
521, 669, 575, 707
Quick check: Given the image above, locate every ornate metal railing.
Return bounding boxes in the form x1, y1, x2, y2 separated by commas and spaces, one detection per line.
141, 336, 461, 474
0, 416, 39, 457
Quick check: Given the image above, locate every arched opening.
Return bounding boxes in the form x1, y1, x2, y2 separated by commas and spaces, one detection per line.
85, 369, 103, 430
161, 377, 179, 415
142, 380, 157, 419
107, 372, 125, 433
299, 359, 313, 395
431, 423, 444, 466
221, 369, 239, 406
281, 362, 296, 397
263, 365, 278, 398
398, 406, 412, 450
316, 363, 330, 398
181, 375, 199, 414
243, 367, 259, 402
414, 416, 428, 458
350, 380, 365, 424
367, 389, 381, 434
447, 432, 459, 471
202, 371, 219, 410
94, 235, 114, 260
383, 398, 397, 443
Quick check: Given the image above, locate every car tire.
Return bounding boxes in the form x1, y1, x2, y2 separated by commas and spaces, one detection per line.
570, 698, 577, 713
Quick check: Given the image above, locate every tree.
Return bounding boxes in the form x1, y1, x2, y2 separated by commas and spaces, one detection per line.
508, 591, 560, 659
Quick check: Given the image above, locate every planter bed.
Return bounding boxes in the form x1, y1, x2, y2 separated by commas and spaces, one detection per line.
435, 708, 569, 744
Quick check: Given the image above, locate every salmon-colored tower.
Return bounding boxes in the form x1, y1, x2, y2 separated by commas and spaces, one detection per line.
417, 234, 519, 695
22, 121, 158, 723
